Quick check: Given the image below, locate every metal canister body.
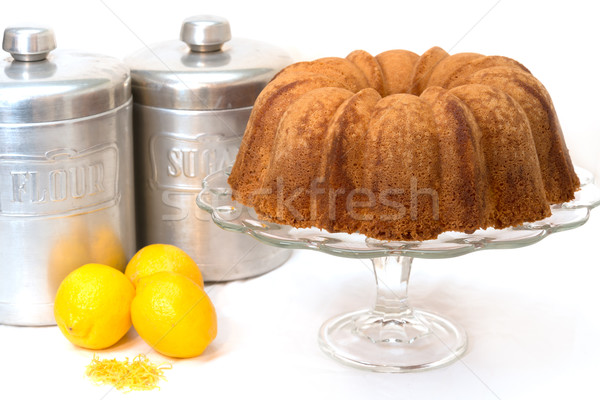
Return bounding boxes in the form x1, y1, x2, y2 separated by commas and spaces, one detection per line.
0, 27, 135, 325
133, 105, 289, 280
127, 16, 293, 281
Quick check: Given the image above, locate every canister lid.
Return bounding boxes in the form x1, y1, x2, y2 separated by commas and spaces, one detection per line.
125, 15, 293, 110
0, 26, 131, 124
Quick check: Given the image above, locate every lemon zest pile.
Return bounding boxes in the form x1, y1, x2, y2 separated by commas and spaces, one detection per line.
85, 354, 172, 392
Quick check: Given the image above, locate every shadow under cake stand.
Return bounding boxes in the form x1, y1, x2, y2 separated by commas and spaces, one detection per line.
197, 166, 600, 373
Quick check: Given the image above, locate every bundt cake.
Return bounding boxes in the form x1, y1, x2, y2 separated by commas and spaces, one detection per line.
228, 47, 580, 241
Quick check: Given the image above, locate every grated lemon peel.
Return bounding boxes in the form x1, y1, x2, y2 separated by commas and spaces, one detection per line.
85, 353, 172, 392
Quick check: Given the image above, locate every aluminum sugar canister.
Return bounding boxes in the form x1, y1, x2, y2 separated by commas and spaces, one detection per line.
126, 16, 293, 282
0, 27, 136, 325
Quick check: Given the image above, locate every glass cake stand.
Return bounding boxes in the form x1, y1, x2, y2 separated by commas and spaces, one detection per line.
197, 165, 600, 373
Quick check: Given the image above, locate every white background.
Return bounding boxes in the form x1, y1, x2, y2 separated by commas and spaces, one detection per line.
1, 1, 599, 399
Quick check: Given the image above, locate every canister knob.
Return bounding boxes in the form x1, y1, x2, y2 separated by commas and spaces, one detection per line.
180, 15, 231, 53
2, 26, 57, 62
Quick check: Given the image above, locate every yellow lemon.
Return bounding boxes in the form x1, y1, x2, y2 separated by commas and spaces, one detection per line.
54, 263, 135, 350
131, 272, 217, 358
125, 244, 203, 288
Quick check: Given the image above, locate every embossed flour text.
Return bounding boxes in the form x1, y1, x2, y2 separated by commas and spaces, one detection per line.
0, 145, 119, 216
11, 163, 105, 203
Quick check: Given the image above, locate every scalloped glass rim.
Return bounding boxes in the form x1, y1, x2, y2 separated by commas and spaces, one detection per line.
197, 166, 600, 259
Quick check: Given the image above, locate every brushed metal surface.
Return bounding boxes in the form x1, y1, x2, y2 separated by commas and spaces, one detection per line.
0, 100, 136, 326
133, 104, 290, 282
125, 15, 292, 111
180, 15, 231, 53
2, 26, 56, 61
1, 28, 130, 123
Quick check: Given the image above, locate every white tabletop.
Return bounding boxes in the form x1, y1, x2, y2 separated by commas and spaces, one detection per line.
2, 212, 599, 399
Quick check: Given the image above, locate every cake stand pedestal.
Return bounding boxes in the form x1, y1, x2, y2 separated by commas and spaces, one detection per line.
319, 255, 467, 372
197, 166, 600, 372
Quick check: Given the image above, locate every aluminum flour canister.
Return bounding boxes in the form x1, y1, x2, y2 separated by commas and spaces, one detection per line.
126, 16, 293, 282
0, 27, 136, 325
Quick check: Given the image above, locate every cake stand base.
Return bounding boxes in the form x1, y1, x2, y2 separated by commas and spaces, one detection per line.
318, 256, 467, 372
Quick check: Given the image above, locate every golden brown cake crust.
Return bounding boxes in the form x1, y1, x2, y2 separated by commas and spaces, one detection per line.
449, 84, 551, 228
359, 94, 442, 240
322, 88, 382, 233
375, 50, 419, 95
427, 52, 483, 88
228, 72, 349, 204
229, 47, 579, 241
420, 86, 489, 233
409, 46, 449, 95
461, 66, 580, 202
346, 50, 385, 96
253, 87, 354, 226
445, 55, 530, 88
273, 57, 369, 93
